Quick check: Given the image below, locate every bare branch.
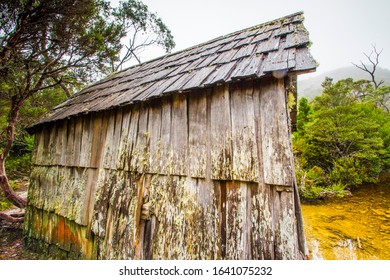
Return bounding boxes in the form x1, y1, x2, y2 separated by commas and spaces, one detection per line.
353, 45, 384, 89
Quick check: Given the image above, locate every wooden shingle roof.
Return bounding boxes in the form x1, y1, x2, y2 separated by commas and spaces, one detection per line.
31, 11, 316, 130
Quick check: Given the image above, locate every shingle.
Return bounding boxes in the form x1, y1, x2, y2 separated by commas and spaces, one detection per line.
29, 11, 316, 129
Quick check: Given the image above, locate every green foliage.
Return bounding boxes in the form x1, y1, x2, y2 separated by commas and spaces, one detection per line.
296, 97, 312, 135
294, 77, 390, 200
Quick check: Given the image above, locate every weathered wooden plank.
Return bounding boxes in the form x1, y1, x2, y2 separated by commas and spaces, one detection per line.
256, 35, 280, 54
272, 187, 282, 259
225, 181, 252, 259
211, 49, 239, 65
231, 44, 256, 61
110, 108, 123, 170
252, 82, 275, 260
58, 120, 68, 166
181, 66, 217, 90
278, 188, 297, 259
124, 105, 140, 171
188, 91, 207, 178
116, 108, 132, 170
65, 118, 75, 166
251, 30, 272, 44
50, 212, 59, 245
79, 168, 99, 226
102, 112, 116, 169
203, 61, 238, 86
294, 47, 316, 72
47, 125, 57, 166
33, 129, 44, 165
79, 114, 93, 168
229, 53, 263, 79
170, 94, 188, 176
159, 97, 172, 175
90, 113, 108, 168
73, 117, 83, 167
230, 82, 259, 182
263, 48, 289, 72
285, 28, 309, 48
210, 85, 232, 180
259, 78, 293, 186
144, 215, 157, 260
130, 104, 149, 173
148, 101, 162, 174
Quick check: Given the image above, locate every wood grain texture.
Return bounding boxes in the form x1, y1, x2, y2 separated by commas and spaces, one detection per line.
210, 85, 232, 180
27, 73, 304, 260
230, 82, 259, 182
188, 91, 207, 178
259, 78, 294, 186
170, 93, 188, 176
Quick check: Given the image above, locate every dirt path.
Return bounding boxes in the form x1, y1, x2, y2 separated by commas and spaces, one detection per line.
0, 220, 40, 260
0, 180, 40, 260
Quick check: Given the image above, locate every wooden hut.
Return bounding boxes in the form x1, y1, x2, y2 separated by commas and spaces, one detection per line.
25, 12, 316, 260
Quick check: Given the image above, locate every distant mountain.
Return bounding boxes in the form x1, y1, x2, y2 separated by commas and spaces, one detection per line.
297, 66, 390, 100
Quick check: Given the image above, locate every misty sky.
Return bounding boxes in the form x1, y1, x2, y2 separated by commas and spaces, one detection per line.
135, 0, 390, 79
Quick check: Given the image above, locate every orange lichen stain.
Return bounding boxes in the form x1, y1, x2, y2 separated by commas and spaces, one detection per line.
48, 214, 94, 258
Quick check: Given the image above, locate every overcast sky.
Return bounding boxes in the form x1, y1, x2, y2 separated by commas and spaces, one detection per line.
133, 0, 390, 79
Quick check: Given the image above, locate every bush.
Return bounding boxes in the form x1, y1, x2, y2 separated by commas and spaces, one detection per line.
294, 78, 390, 200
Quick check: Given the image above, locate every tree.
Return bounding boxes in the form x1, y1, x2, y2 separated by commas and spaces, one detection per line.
352, 45, 384, 90
0, 0, 174, 222
352, 45, 390, 112
110, 0, 175, 72
294, 78, 390, 199
296, 97, 312, 136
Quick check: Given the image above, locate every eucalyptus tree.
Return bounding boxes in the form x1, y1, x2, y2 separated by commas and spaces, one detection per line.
0, 0, 174, 221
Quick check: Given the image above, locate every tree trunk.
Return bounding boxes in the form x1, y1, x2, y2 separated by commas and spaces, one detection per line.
0, 159, 27, 209
0, 97, 27, 215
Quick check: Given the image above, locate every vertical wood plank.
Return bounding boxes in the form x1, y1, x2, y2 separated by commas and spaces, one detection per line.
260, 78, 293, 186
252, 80, 275, 259
34, 129, 44, 165
90, 113, 109, 168
188, 91, 207, 178
125, 105, 140, 171
278, 188, 297, 259
148, 101, 162, 174
210, 85, 232, 180
80, 168, 99, 226
225, 181, 252, 259
160, 97, 172, 175
230, 81, 259, 182
102, 112, 116, 169
116, 108, 132, 170
73, 117, 83, 167
131, 104, 149, 173
170, 93, 188, 176
272, 188, 282, 259
47, 126, 57, 166
79, 114, 92, 168
60, 119, 68, 166
55, 120, 65, 166
65, 118, 75, 166
110, 108, 123, 170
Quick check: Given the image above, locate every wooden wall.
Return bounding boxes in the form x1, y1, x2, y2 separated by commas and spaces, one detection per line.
25, 77, 303, 259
